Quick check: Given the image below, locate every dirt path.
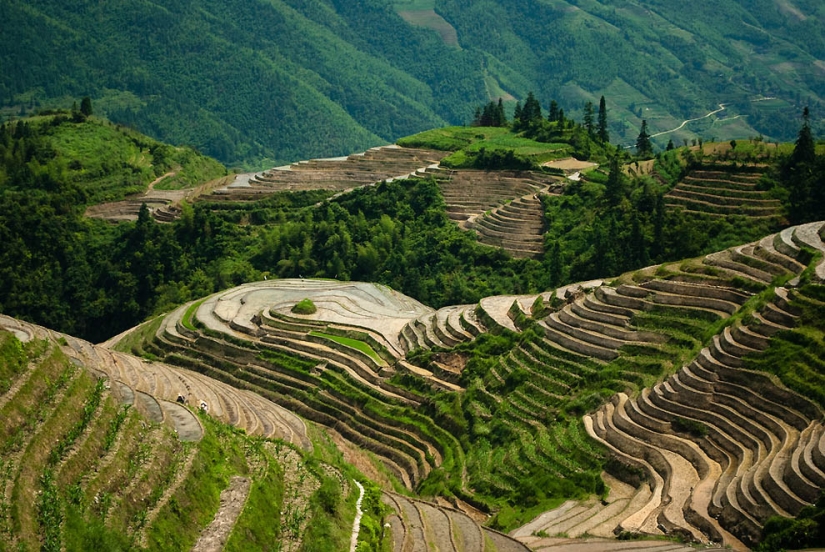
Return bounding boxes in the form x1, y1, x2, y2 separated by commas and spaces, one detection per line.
636, 96, 778, 145
649, 104, 727, 139
349, 480, 365, 552
146, 171, 177, 193
191, 476, 251, 552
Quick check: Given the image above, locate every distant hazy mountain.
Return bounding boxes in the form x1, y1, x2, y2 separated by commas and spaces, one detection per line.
2, 0, 821, 166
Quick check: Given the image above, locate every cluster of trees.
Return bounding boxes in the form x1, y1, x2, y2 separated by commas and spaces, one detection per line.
0, 114, 552, 342
472, 93, 610, 142
542, 148, 780, 284
472, 99, 507, 127
469, 93, 615, 162
781, 108, 825, 224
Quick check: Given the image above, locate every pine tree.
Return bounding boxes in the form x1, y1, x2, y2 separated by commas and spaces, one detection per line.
557, 108, 565, 128
521, 91, 542, 124
636, 120, 652, 157
583, 101, 595, 136
513, 102, 522, 124
597, 96, 609, 142
666, 139, 674, 151
784, 107, 819, 223
472, 106, 482, 126
495, 98, 507, 127
548, 100, 560, 122
80, 96, 93, 117
480, 102, 495, 126
790, 107, 815, 167
604, 155, 625, 205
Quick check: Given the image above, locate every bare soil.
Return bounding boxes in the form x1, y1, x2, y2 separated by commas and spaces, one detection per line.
192, 476, 252, 552
543, 158, 599, 171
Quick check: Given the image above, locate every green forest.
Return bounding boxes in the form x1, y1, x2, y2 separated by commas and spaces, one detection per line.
1, 107, 822, 346
1, 0, 823, 167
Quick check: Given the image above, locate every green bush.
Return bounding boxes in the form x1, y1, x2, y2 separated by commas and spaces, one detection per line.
292, 299, 318, 315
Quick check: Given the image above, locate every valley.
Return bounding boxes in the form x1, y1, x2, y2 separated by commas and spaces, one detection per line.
2, 98, 825, 551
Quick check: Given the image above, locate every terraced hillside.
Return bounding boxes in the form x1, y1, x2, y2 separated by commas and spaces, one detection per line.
85, 173, 234, 223
410, 167, 563, 258
115, 280, 468, 492
101, 218, 825, 549
0, 307, 535, 551
383, 492, 531, 552
1, 316, 309, 448
499, 222, 824, 550
0, 315, 365, 551
665, 169, 783, 220
466, 195, 548, 258
423, 169, 562, 227
211, 145, 447, 202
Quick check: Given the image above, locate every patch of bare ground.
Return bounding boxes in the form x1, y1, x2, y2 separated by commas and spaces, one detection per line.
543, 158, 599, 172
192, 476, 252, 552
397, 10, 460, 47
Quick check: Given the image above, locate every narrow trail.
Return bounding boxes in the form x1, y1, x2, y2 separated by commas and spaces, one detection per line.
627, 96, 778, 147
349, 481, 365, 552
649, 104, 727, 138
145, 171, 177, 193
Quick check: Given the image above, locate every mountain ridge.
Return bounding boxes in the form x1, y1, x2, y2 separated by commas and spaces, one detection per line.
2, 0, 823, 167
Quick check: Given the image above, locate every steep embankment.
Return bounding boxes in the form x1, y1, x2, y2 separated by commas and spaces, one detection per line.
0, 315, 366, 551
513, 222, 825, 549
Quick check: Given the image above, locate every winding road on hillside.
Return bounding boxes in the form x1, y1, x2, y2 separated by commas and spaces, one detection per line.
626, 96, 778, 146
649, 104, 728, 138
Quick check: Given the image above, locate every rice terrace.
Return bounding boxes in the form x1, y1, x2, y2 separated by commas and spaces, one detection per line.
3, 2, 825, 545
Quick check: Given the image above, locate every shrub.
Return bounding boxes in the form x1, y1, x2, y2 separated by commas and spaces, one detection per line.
291, 299, 317, 315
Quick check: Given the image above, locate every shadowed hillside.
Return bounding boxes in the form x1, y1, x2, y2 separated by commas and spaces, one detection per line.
2, 0, 823, 165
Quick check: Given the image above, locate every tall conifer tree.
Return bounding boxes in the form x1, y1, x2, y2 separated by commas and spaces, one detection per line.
583, 101, 595, 136
597, 96, 609, 142
636, 120, 652, 157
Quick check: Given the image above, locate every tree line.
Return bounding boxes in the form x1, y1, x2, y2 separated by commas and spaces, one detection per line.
472, 92, 610, 144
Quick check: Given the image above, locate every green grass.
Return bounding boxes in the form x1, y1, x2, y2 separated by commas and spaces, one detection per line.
292, 298, 318, 315
397, 126, 573, 168
23, 114, 226, 205
111, 315, 164, 358
224, 446, 285, 552
182, 299, 207, 331
744, 284, 825, 408
309, 331, 385, 365
0, 332, 28, 395
145, 414, 248, 550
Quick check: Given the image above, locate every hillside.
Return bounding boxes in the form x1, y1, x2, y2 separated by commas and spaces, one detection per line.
4, 220, 824, 550
2, 0, 824, 166
3, 105, 825, 550
0, 311, 533, 551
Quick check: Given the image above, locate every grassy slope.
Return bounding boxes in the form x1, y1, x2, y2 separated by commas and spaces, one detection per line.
2, 114, 226, 205
435, 0, 824, 146
0, 330, 370, 552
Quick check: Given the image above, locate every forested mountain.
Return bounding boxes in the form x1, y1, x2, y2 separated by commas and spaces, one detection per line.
1, 0, 823, 167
